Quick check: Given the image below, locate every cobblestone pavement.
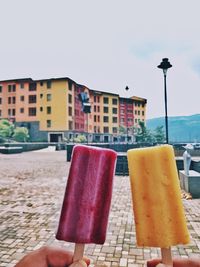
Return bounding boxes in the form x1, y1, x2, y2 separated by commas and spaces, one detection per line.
0, 151, 200, 267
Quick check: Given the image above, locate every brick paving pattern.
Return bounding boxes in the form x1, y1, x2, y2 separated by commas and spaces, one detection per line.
0, 150, 200, 267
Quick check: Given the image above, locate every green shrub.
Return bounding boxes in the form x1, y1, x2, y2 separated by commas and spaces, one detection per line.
13, 127, 29, 142
74, 135, 87, 143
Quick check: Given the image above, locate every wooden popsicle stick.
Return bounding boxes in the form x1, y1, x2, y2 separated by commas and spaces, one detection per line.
69, 243, 85, 267
161, 247, 173, 267
73, 243, 85, 262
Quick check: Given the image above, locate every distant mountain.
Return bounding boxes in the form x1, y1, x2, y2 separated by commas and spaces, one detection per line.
146, 114, 200, 143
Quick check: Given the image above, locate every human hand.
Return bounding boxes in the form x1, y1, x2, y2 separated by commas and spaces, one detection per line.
147, 258, 200, 267
14, 246, 90, 267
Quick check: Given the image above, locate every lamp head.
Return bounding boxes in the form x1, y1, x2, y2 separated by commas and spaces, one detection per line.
157, 58, 172, 75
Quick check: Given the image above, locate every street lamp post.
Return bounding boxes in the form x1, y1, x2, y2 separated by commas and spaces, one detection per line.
125, 86, 129, 147
157, 58, 172, 144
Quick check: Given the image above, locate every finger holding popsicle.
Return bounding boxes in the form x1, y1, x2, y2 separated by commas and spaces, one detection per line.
56, 145, 117, 266
147, 257, 200, 267
127, 145, 190, 267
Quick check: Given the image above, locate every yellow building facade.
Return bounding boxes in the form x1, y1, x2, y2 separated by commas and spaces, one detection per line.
36, 79, 74, 132
131, 96, 147, 126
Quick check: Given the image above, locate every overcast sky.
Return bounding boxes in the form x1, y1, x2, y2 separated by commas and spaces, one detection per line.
1, 0, 200, 119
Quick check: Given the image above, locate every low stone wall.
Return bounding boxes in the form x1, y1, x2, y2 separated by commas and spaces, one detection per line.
0, 146, 23, 154
179, 170, 200, 198
1, 142, 67, 152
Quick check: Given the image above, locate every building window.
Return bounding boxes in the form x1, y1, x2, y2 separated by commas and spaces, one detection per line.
68, 121, 73, 130
29, 107, 36, 116
8, 84, 16, 92
112, 108, 117, 114
135, 110, 137, 115
94, 105, 96, 112
69, 82, 73, 91
40, 107, 43, 112
20, 95, 25, 101
29, 95, 37, 104
40, 81, 44, 86
68, 106, 72, 116
142, 111, 145, 116
135, 119, 137, 123
8, 97, 11, 104
0, 98, 2, 104
9, 109, 15, 116
20, 83, 24, 89
113, 117, 118, 123
138, 110, 140, 115
94, 115, 96, 122
103, 116, 109, 123
103, 106, 109, 113
113, 127, 118, 133
103, 97, 109, 104
47, 120, 51, 128
12, 97, 16, 104
94, 96, 96, 102
29, 82, 36, 91
103, 127, 109, 133
47, 81, 52, 89
47, 106, 51, 114
0, 110, 1, 117
0, 85, 2, 93
68, 94, 72, 104
112, 98, 118, 105
40, 94, 43, 99
47, 94, 52, 101
20, 108, 24, 113
97, 106, 100, 112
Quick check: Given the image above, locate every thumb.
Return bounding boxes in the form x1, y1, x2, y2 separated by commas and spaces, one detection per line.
69, 260, 88, 267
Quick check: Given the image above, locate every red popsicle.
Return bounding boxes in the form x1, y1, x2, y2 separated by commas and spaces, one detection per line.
56, 145, 117, 266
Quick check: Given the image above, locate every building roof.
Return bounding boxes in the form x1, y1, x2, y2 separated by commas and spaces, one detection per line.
89, 88, 119, 97
34, 77, 76, 84
131, 95, 147, 103
0, 78, 33, 83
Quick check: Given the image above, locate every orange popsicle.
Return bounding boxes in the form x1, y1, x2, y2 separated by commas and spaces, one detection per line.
127, 145, 190, 265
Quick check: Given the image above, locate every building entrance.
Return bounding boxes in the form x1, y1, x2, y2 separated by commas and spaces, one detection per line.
49, 133, 63, 142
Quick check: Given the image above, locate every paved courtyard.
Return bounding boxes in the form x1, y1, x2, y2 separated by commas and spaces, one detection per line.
0, 150, 200, 267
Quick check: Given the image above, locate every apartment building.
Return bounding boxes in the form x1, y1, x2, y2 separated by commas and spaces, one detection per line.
131, 96, 147, 126
0, 77, 147, 142
119, 97, 134, 142
89, 90, 119, 142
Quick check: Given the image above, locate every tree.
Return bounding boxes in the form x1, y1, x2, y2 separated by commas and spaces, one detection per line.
153, 126, 165, 143
135, 121, 154, 143
13, 127, 30, 142
0, 119, 14, 142
119, 125, 126, 134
